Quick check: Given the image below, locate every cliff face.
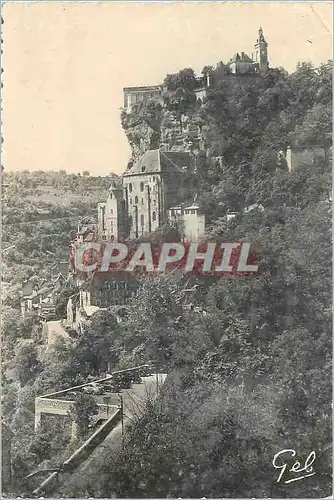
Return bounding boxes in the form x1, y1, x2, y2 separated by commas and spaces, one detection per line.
121, 100, 208, 166
120, 66, 265, 167
121, 109, 161, 165
160, 111, 204, 154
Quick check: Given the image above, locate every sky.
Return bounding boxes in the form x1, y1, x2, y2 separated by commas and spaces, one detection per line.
2, 1, 333, 176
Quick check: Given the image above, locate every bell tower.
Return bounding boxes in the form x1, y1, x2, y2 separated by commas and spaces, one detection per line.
254, 27, 269, 74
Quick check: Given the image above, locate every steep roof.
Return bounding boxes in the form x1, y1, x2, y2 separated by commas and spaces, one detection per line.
240, 52, 253, 62
123, 150, 192, 177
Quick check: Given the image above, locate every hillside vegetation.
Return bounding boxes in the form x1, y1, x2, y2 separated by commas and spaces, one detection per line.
1, 61, 332, 498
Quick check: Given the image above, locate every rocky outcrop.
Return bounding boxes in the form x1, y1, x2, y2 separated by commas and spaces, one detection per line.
122, 104, 206, 166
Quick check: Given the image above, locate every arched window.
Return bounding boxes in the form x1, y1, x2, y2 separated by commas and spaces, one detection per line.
141, 198, 144, 204
140, 182, 144, 192
135, 196, 138, 204
140, 214, 144, 226
129, 183, 133, 193
152, 211, 156, 222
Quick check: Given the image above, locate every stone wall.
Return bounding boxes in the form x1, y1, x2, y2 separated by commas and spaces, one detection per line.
35, 396, 118, 430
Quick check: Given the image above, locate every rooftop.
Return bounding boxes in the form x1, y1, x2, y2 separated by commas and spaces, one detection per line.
123, 85, 161, 92
123, 150, 193, 177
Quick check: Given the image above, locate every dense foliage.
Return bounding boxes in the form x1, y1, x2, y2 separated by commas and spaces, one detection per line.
2, 60, 332, 498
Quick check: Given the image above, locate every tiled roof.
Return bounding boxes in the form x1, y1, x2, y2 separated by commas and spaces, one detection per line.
240, 52, 253, 62
123, 150, 192, 176
229, 52, 253, 63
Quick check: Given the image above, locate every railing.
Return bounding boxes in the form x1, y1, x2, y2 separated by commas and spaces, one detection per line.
37, 364, 152, 400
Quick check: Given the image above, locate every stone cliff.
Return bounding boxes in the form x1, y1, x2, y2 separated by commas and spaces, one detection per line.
121, 102, 211, 168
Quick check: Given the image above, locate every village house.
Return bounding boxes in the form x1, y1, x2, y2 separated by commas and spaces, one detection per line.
65, 272, 138, 333
20, 262, 68, 318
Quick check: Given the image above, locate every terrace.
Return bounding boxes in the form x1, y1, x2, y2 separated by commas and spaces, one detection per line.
34, 365, 154, 431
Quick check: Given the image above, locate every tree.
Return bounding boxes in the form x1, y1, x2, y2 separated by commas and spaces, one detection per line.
54, 280, 78, 318
14, 340, 42, 386
73, 310, 121, 376
69, 393, 99, 438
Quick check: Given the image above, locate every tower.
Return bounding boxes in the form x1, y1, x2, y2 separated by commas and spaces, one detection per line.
253, 27, 269, 74
98, 182, 128, 241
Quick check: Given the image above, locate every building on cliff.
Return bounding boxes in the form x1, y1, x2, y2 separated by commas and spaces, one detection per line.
227, 27, 269, 76
123, 85, 163, 114
122, 28, 269, 112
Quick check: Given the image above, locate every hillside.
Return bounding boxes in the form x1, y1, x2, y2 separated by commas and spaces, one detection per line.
1, 60, 332, 499
2, 171, 113, 290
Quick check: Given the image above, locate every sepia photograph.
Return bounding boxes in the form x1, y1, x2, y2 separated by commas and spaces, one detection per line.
1, 1, 333, 498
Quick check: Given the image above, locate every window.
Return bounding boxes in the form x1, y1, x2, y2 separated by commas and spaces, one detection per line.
130, 198, 132, 205
141, 198, 144, 204
141, 166, 146, 172
140, 214, 144, 226
110, 209, 114, 215
109, 192, 113, 199
129, 183, 133, 193
135, 196, 138, 204
152, 211, 156, 222
140, 182, 144, 192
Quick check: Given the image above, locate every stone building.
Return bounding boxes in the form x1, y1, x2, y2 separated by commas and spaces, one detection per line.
122, 149, 195, 238
253, 27, 269, 74
227, 27, 269, 75
167, 203, 206, 242
65, 272, 138, 333
20, 273, 65, 318
97, 150, 195, 240
79, 272, 136, 309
